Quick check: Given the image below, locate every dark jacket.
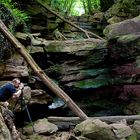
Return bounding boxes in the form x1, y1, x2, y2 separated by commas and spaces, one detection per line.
0, 83, 16, 101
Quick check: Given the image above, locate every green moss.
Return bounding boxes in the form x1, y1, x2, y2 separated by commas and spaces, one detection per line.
118, 34, 140, 43
128, 132, 137, 140
28, 134, 45, 140
47, 23, 58, 30
1, 1, 29, 32
73, 75, 112, 89
80, 69, 108, 77
103, 27, 110, 37
106, 0, 139, 20
46, 43, 64, 52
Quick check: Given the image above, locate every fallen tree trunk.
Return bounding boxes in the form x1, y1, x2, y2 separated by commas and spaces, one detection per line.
35, 0, 104, 40
0, 19, 88, 121
16, 32, 104, 46
48, 115, 140, 123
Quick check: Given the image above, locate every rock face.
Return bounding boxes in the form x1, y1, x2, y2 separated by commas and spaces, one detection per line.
19, 14, 140, 115
103, 16, 140, 114
0, 55, 28, 78
31, 39, 108, 91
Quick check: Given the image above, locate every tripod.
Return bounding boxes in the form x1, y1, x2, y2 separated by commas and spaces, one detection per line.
13, 91, 34, 133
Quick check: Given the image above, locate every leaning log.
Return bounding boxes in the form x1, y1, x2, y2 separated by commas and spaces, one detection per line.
48, 115, 140, 123
0, 19, 88, 121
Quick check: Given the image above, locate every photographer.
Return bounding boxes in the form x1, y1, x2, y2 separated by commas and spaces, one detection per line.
0, 78, 24, 104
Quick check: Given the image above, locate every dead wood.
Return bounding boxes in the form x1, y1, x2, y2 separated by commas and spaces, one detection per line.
15, 32, 105, 47
48, 115, 140, 123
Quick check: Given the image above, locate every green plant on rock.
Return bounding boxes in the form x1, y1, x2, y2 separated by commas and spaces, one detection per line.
0, 0, 29, 32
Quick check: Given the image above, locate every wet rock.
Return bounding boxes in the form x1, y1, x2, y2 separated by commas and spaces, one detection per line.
52, 122, 75, 131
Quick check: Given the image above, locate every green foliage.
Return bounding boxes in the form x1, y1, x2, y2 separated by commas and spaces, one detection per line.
51, 0, 77, 16
50, 0, 100, 16
81, 0, 100, 14
1, 0, 29, 28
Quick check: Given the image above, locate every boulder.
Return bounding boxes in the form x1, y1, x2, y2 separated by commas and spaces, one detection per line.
132, 120, 140, 139
23, 118, 58, 135
74, 119, 115, 140
34, 119, 58, 134
29, 89, 52, 105
104, 15, 140, 38
110, 121, 132, 139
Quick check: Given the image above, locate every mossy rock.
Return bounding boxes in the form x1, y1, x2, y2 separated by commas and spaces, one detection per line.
105, 0, 140, 21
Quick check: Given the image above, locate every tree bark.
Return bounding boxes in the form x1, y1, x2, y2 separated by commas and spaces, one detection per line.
48, 115, 140, 123
35, 0, 105, 40
0, 19, 88, 121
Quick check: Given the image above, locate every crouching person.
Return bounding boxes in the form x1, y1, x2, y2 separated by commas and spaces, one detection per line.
0, 78, 24, 106
0, 78, 25, 140
0, 78, 31, 107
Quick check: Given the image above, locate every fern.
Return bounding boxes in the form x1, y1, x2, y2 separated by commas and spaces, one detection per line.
1, 0, 29, 24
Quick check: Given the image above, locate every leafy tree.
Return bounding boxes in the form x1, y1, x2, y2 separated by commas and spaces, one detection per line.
51, 0, 77, 16
50, 0, 101, 15
81, 0, 100, 14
